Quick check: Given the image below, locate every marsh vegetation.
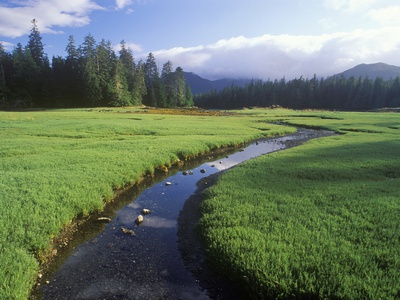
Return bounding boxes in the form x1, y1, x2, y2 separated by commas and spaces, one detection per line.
0, 107, 293, 299
0, 107, 399, 299
199, 110, 400, 299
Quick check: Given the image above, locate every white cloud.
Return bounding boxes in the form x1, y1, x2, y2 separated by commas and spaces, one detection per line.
125, 42, 142, 53
153, 45, 211, 69
149, 27, 400, 80
0, 0, 104, 38
114, 42, 143, 54
0, 41, 14, 51
115, 0, 133, 10
367, 5, 400, 26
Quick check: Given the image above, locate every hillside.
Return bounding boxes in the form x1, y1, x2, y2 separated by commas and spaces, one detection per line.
335, 62, 400, 80
184, 72, 251, 95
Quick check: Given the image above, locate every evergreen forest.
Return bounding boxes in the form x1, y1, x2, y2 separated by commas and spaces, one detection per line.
2, 20, 400, 111
0, 20, 193, 109
194, 74, 400, 110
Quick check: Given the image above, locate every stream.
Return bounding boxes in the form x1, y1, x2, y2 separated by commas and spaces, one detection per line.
35, 129, 333, 300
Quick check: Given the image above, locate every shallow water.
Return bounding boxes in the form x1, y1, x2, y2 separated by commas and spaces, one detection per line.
36, 129, 332, 300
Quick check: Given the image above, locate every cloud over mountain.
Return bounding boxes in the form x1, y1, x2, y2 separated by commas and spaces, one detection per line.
151, 26, 400, 80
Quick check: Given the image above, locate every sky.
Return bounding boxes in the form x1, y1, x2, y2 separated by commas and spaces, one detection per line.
0, 0, 400, 80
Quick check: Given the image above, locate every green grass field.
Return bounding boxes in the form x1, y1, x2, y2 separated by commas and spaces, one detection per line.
199, 110, 400, 299
0, 107, 295, 300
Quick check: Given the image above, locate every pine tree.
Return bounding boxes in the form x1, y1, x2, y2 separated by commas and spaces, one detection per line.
161, 61, 176, 107
153, 78, 167, 107
27, 19, 46, 69
131, 61, 146, 106
113, 40, 138, 106
185, 84, 194, 106
144, 52, 158, 85
64, 35, 83, 106
143, 53, 160, 106
372, 77, 387, 108
388, 76, 400, 107
175, 67, 186, 106
110, 59, 132, 106
50, 55, 69, 106
96, 39, 118, 105
24, 19, 50, 106
0, 43, 10, 107
79, 34, 102, 106
119, 40, 135, 90
10, 43, 38, 107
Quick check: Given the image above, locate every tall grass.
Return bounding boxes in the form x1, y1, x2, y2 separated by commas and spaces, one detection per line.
199, 110, 400, 299
0, 108, 295, 300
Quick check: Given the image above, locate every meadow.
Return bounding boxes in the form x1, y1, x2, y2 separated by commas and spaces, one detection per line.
199, 110, 400, 299
0, 107, 295, 300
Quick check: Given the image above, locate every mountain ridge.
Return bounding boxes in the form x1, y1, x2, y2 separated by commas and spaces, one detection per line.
334, 62, 400, 80
184, 72, 251, 95
185, 62, 400, 95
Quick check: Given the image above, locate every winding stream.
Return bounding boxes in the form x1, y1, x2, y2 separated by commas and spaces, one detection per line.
35, 129, 333, 300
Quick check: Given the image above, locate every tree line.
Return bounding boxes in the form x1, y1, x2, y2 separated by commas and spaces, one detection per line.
195, 74, 400, 110
0, 19, 193, 109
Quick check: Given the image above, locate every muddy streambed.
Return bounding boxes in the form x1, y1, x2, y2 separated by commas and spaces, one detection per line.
34, 129, 333, 300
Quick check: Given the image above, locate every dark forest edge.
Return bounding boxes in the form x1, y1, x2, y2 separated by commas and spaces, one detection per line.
194, 74, 400, 110
0, 19, 193, 109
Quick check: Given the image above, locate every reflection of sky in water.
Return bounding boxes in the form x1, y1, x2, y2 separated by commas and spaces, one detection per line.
118, 208, 176, 229
140, 216, 176, 229
206, 138, 286, 170
127, 202, 140, 209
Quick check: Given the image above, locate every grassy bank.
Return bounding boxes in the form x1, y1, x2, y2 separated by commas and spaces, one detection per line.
0, 107, 295, 300
199, 110, 400, 299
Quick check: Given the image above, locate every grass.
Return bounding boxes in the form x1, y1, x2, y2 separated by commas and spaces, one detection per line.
0, 107, 295, 300
198, 110, 400, 299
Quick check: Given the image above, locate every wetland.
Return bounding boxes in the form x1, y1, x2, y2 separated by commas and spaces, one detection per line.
34, 129, 333, 299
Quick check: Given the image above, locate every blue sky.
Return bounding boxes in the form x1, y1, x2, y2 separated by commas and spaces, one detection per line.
1, 0, 400, 80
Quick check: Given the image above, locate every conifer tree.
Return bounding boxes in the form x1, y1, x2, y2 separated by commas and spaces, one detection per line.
153, 78, 166, 107
96, 39, 118, 105
161, 61, 176, 107
185, 84, 194, 106
175, 67, 186, 106
0, 43, 10, 107
144, 52, 158, 85
110, 58, 132, 106
27, 19, 45, 68
24, 19, 50, 106
64, 35, 82, 106
119, 40, 135, 89
10, 43, 39, 107
131, 61, 146, 106
143, 53, 160, 106
79, 34, 102, 106
115, 40, 137, 105
50, 55, 69, 106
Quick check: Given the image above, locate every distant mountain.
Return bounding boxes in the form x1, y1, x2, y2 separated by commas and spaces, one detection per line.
184, 72, 252, 95
335, 62, 400, 80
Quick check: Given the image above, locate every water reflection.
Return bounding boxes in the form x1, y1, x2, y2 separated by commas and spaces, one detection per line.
140, 216, 176, 229
38, 129, 332, 299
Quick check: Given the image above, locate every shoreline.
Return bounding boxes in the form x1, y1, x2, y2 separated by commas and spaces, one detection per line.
177, 171, 243, 299
31, 128, 334, 299
177, 129, 336, 299
29, 139, 250, 299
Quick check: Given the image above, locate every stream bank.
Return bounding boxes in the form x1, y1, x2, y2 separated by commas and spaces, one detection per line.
33, 129, 334, 299
177, 129, 335, 299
